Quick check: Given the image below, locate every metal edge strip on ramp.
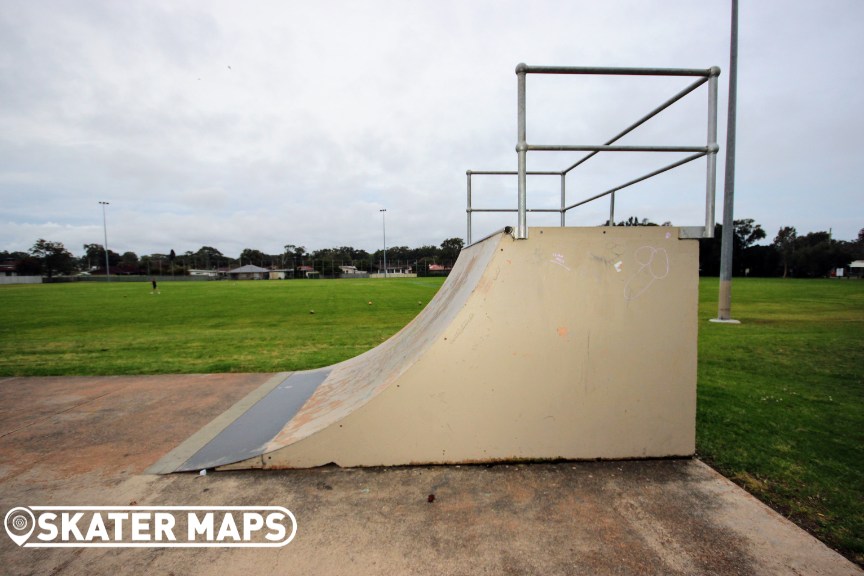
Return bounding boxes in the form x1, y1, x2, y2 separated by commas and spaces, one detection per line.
146, 370, 326, 473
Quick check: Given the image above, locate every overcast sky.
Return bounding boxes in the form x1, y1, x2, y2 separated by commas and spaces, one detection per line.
1, 0, 861, 258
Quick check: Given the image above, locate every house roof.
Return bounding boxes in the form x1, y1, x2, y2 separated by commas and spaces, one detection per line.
229, 264, 270, 273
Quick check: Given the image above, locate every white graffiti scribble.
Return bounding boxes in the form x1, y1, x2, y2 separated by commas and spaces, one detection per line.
550, 252, 570, 271
624, 246, 669, 301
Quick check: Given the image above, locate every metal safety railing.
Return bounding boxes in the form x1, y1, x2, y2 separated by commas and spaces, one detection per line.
466, 64, 720, 243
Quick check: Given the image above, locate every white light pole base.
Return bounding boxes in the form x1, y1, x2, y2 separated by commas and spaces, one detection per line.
709, 318, 741, 324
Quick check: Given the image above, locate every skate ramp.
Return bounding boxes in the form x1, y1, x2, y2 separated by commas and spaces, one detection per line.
152, 226, 698, 472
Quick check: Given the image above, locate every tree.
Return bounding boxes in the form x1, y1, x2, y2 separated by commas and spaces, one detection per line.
732, 218, 766, 249
30, 239, 75, 278
83, 243, 102, 271
773, 226, 797, 278
281, 245, 309, 272
81, 243, 118, 273
440, 238, 464, 266
240, 248, 267, 267
145, 253, 167, 275
195, 246, 226, 269
119, 251, 140, 274
854, 228, 864, 260
732, 218, 767, 276
308, 246, 373, 276
15, 256, 42, 275
290, 245, 308, 261
386, 246, 411, 265
607, 216, 658, 227
410, 245, 441, 261
699, 219, 768, 276
791, 231, 849, 278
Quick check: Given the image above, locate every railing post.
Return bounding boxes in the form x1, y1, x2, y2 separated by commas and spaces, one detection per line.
466, 171, 473, 244
560, 173, 566, 227
516, 63, 528, 239
609, 192, 615, 226
705, 67, 721, 238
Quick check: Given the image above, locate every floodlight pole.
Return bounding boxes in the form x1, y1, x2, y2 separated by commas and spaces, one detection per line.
380, 209, 388, 278
714, 0, 740, 324
99, 201, 110, 282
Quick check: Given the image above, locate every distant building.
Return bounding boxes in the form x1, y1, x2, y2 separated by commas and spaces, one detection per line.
227, 264, 269, 280
424, 263, 452, 278
339, 265, 369, 278
370, 263, 415, 278
0, 259, 18, 276
268, 269, 293, 280
188, 269, 218, 277
297, 265, 320, 279
377, 264, 413, 275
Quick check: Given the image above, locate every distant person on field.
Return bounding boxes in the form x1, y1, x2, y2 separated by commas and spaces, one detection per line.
151, 278, 159, 294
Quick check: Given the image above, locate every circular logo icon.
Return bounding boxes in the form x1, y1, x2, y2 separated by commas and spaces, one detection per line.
4, 507, 35, 546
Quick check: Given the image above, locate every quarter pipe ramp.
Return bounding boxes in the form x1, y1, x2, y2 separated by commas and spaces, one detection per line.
151, 226, 698, 472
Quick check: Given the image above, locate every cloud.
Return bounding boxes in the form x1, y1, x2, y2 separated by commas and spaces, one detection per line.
1, 0, 862, 260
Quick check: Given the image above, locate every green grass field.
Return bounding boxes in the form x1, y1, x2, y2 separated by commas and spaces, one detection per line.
697, 278, 863, 565
0, 278, 446, 375
1, 276, 862, 564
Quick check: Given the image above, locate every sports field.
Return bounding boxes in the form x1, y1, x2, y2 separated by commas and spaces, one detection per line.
0, 278, 445, 375
1, 276, 862, 564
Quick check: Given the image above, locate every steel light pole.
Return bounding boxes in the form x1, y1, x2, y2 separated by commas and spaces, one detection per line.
713, 0, 741, 323
99, 201, 110, 282
380, 209, 388, 278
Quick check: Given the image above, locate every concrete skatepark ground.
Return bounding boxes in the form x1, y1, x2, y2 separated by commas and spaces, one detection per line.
0, 373, 860, 575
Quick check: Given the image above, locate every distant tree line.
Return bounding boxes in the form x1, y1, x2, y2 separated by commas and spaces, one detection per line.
4, 221, 861, 279
699, 220, 863, 277
0, 237, 467, 278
